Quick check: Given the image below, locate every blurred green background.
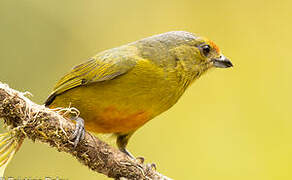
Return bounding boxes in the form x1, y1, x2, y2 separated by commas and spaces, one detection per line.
0, 0, 291, 179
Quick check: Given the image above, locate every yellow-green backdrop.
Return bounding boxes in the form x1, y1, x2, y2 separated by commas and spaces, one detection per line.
1, 0, 291, 179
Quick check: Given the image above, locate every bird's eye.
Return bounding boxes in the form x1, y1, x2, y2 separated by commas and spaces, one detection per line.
202, 45, 211, 56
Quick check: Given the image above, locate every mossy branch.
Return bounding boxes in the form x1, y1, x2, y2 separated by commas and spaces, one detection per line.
0, 82, 171, 180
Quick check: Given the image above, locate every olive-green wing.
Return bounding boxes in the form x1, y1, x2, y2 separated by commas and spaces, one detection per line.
45, 54, 136, 106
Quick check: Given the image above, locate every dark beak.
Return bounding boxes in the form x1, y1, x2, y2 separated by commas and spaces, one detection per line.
212, 55, 233, 68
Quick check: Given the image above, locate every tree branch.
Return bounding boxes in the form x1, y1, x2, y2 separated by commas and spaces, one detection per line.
0, 82, 171, 180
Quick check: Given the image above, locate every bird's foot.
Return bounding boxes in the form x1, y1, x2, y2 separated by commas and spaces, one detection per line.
120, 148, 135, 159
118, 145, 157, 170
69, 117, 85, 147
136, 156, 144, 164
135, 156, 156, 170
146, 163, 157, 171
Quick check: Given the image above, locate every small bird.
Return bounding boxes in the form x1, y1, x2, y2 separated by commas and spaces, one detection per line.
0, 31, 232, 170
44, 31, 232, 157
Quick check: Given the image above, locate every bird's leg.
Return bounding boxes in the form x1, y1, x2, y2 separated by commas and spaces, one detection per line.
69, 117, 85, 147
117, 133, 135, 159
117, 133, 156, 168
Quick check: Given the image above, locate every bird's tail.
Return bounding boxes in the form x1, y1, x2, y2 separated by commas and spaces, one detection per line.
0, 131, 20, 176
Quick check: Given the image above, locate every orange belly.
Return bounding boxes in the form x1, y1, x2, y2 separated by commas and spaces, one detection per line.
83, 106, 151, 133
50, 101, 152, 134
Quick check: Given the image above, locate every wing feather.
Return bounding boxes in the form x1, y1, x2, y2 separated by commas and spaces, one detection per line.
45, 48, 137, 106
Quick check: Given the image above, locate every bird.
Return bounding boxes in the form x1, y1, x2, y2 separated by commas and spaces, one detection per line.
44, 31, 232, 157
0, 31, 232, 171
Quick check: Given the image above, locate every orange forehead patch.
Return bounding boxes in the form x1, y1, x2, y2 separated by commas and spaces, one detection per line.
208, 39, 220, 54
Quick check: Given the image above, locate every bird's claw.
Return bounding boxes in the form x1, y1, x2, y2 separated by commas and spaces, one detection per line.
69, 117, 85, 147
135, 156, 145, 164
120, 148, 135, 159
146, 163, 157, 171
135, 156, 156, 170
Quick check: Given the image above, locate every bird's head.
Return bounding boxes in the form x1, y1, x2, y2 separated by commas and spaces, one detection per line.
192, 36, 233, 69
162, 31, 233, 79
133, 31, 232, 79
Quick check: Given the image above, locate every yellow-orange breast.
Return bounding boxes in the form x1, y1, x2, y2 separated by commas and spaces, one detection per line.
48, 60, 183, 134
84, 106, 150, 133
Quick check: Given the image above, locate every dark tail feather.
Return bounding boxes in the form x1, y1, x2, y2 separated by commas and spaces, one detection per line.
44, 93, 56, 107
